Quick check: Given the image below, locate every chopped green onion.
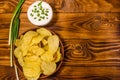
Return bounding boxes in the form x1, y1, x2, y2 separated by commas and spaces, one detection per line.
38, 0, 42, 6
9, 0, 25, 67
45, 10, 49, 13
34, 17, 37, 19
35, 8, 37, 10
34, 5, 37, 7
30, 0, 50, 21
37, 10, 39, 13
38, 19, 41, 21
32, 9, 34, 12
37, 13, 40, 17
45, 13, 48, 16
43, 16, 45, 19
30, 13, 34, 17
39, 6, 42, 10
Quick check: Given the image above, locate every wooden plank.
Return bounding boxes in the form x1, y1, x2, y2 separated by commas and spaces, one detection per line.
56, 66, 120, 80
0, 0, 120, 13
0, 0, 18, 13
63, 39, 120, 66
1, 38, 120, 66
0, 13, 120, 39
0, 66, 120, 80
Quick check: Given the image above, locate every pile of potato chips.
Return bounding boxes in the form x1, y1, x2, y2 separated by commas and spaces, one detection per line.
14, 28, 62, 80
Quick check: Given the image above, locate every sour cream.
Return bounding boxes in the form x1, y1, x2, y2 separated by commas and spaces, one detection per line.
27, 1, 53, 26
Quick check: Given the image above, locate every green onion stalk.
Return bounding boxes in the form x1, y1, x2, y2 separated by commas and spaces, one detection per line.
9, 0, 25, 67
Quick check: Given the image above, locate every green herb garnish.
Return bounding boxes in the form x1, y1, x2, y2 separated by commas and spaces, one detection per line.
38, 19, 41, 21
30, 0, 49, 21
37, 10, 39, 13
45, 13, 48, 16
38, 0, 42, 6
34, 17, 37, 19
37, 13, 40, 17
30, 13, 34, 17
34, 5, 37, 7
39, 6, 42, 10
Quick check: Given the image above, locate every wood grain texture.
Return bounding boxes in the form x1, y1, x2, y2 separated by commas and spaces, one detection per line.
0, 0, 120, 80
0, 0, 120, 13
0, 66, 120, 80
0, 13, 120, 39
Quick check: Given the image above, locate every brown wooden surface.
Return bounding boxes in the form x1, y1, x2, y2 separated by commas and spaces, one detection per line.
0, 0, 120, 80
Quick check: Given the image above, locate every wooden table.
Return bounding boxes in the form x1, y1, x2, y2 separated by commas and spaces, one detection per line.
0, 0, 120, 80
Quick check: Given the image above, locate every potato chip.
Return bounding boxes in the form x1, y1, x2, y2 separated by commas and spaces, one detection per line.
20, 35, 24, 39
41, 39, 48, 46
26, 76, 40, 80
24, 60, 41, 68
30, 35, 44, 45
34, 48, 45, 56
26, 77, 38, 80
20, 44, 29, 57
22, 50, 28, 57
22, 31, 38, 45
53, 47, 62, 63
15, 39, 20, 47
15, 35, 24, 47
24, 55, 41, 63
43, 44, 49, 51
18, 56, 24, 67
41, 61, 56, 75
41, 51, 54, 62
23, 62, 41, 79
14, 47, 22, 58
23, 64, 41, 79
29, 46, 45, 56
36, 28, 52, 37
48, 35, 59, 54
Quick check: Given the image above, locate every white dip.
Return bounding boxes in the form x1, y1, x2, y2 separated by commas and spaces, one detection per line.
27, 1, 53, 26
